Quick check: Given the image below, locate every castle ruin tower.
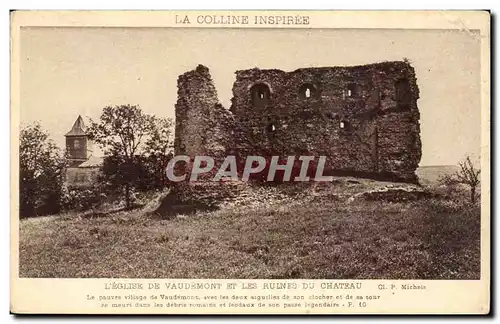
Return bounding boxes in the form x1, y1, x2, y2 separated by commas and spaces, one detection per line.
65, 115, 92, 167
174, 64, 234, 158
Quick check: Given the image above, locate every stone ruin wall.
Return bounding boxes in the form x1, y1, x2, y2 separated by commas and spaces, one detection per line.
174, 61, 422, 183
174, 65, 234, 180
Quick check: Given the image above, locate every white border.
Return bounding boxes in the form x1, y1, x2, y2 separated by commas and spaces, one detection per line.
3, 1, 498, 324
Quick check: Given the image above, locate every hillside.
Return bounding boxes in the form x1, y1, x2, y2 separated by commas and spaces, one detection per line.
19, 175, 480, 279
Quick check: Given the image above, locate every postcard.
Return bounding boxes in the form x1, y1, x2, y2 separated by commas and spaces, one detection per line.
10, 10, 491, 314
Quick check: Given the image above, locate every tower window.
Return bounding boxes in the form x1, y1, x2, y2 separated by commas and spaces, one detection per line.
395, 79, 412, 110
79, 173, 86, 182
299, 83, 318, 99
74, 139, 80, 149
250, 83, 271, 108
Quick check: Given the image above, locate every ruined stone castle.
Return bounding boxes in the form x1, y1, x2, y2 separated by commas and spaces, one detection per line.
174, 61, 422, 183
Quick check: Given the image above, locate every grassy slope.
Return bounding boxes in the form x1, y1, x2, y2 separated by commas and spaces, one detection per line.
19, 183, 480, 279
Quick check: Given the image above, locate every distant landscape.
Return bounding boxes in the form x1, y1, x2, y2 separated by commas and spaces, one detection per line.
416, 165, 460, 186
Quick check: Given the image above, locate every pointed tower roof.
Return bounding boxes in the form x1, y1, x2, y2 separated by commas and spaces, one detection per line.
65, 115, 87, 136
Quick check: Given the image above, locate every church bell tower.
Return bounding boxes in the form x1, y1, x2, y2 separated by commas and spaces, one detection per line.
65, 115, 92, 167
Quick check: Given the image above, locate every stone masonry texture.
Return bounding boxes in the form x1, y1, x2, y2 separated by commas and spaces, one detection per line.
174, 61, 422, 183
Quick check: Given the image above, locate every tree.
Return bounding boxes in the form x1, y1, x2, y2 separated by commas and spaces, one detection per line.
440, 156, 481, 204
142, 117, 174, 190
19, 122, 66, 217
87, 105, 173, 209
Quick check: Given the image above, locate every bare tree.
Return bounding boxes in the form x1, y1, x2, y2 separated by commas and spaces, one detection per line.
440, 156, 481, 203
458, 156, 481, 203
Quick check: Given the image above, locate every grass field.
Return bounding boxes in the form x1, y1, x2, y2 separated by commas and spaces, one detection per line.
18, 173, 481, 279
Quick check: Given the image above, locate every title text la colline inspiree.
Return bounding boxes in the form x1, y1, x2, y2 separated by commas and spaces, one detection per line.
164, 155, 335, 182
175, 14, 310, 26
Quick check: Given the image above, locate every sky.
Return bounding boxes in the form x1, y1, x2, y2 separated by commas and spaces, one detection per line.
19, 27, 481, 166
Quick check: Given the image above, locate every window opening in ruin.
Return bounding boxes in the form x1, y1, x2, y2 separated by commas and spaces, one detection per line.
299, 83, 318, 99
339, 120, 351, 132
344, 83, 359, 99
395, 79, 412, 110
250, 83, 271, 108
267, 123, 276, 133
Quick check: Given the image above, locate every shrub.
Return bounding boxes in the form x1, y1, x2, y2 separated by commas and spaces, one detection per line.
61, 186, 106, 212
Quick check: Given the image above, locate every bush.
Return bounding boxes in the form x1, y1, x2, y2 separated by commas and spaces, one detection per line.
424, 197, 470, 214
61, 186, 106, 212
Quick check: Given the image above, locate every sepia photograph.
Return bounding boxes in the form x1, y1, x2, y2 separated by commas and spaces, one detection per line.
10, 10, 491, 315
